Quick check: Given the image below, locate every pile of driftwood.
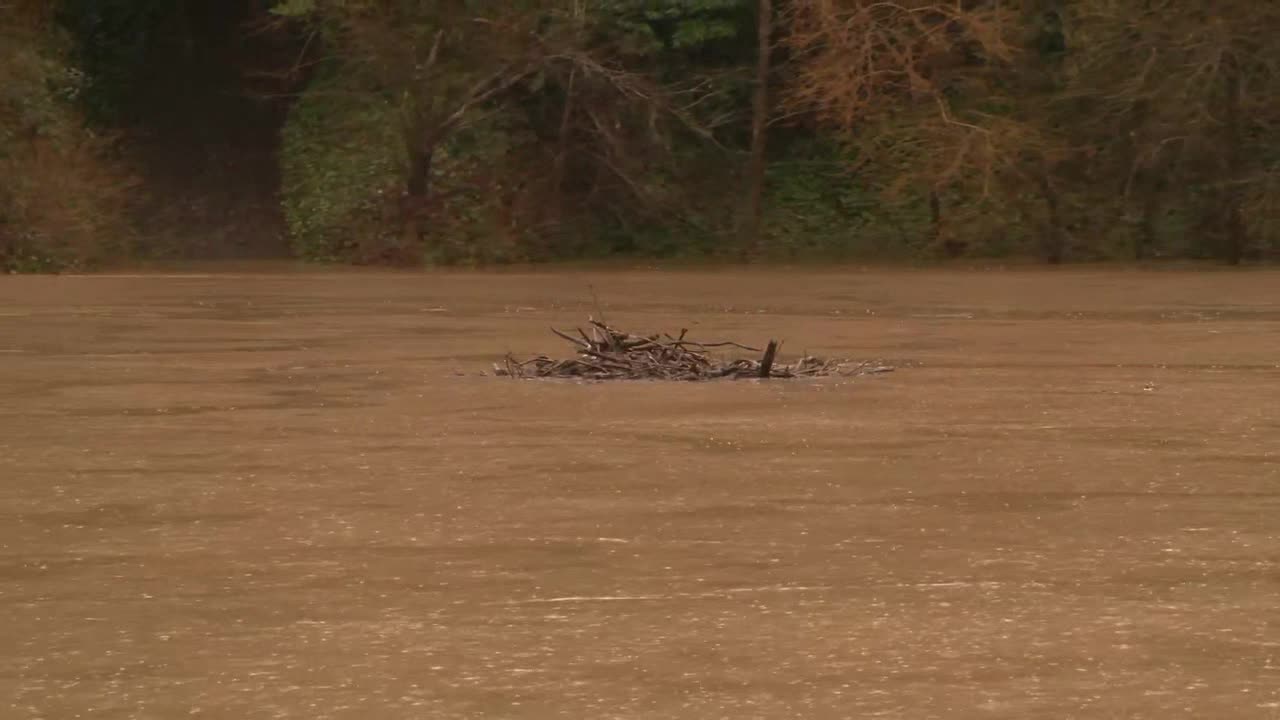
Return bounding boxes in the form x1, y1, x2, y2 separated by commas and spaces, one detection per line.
496, 319, 892, 381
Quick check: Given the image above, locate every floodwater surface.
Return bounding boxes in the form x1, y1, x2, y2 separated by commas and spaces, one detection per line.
1, 268, 1278, 719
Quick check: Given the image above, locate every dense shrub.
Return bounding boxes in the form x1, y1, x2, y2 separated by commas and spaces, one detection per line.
1, 1, 136, 272
280, 72, 555, 265
279, 72, 403, 263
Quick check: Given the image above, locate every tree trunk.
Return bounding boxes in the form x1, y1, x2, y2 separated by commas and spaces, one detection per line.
401, 144, 435, 248
1221, 57, 1247, 265
738, 0, 772, 256
552, 68, 577, 230
1221, 197, 1246, 265
1038, 174, 1065, 264
928, 189, 942, 245
929, 190, 964, 257
1135, 182, 1159, 261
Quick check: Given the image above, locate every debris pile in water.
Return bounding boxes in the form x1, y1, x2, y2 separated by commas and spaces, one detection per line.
495, 319, 893, 381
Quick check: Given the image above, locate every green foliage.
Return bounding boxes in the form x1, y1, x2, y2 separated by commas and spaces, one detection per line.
1244, 164, 1280, 257
57, 0, 171, 123
1, 1, 136, 272
269, 0, 316, 18
761, 158, 891, 258
281, 69, 550, 264
279, 72, 404, 262
418, 120, 549, 265
604, 0, 747, 50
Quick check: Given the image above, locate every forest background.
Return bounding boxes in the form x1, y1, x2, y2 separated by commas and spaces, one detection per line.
4, 0, 1278, 272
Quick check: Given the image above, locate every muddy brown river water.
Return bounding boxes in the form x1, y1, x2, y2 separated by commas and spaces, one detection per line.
1, 268, 1278, 719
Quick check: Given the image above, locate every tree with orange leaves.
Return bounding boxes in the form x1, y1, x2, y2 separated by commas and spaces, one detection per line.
778, 0, 1081, 259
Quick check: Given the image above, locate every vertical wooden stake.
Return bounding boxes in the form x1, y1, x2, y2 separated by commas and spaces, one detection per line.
759, 340, 778, 378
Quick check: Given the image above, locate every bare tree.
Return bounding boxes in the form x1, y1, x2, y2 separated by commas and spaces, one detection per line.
273, 0, 725, 257
738, 0, 772, 255
1061, 0, 1280, 261
779, 0, 1076, 259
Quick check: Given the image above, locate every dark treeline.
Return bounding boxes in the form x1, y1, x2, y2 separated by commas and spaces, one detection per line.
3, 0, 1279, 271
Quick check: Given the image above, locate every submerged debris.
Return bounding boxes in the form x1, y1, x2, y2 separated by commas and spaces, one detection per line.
496, 319, 893, 381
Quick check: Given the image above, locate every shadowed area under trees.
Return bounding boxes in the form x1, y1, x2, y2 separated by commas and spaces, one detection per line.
4, 0, 1280, 270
